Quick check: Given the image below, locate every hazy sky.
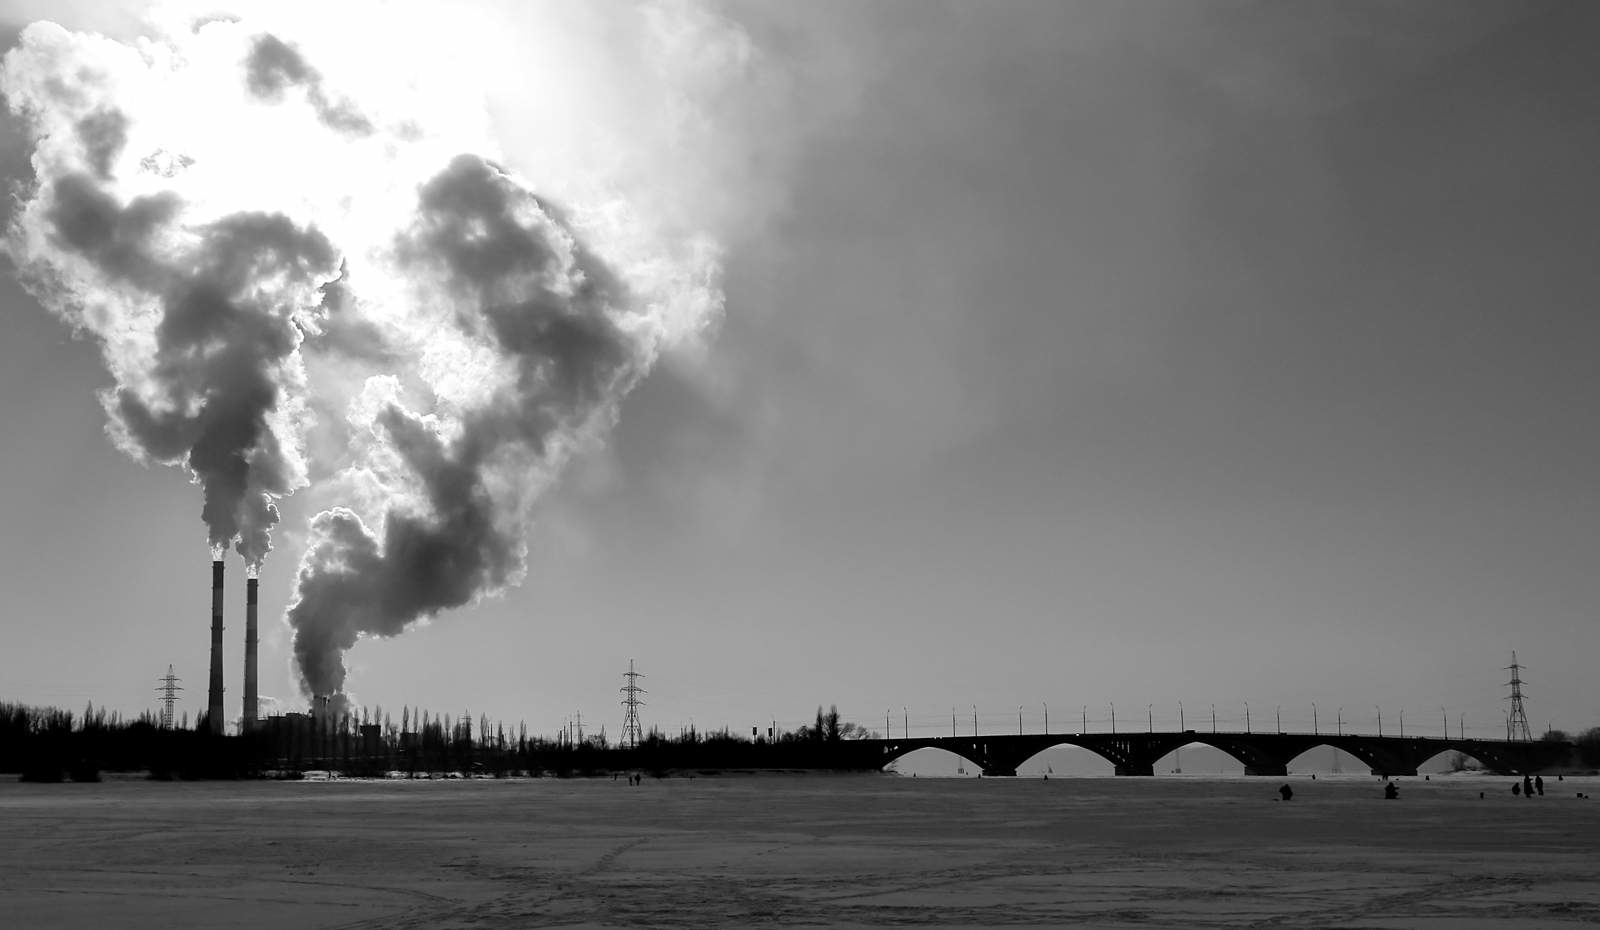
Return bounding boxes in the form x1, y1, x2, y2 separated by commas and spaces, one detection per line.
1, 0, 1596, 745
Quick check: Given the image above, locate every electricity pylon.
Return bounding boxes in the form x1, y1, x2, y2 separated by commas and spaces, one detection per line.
155, 665, 183, 729
1504, 651, 1532, 742
620, 659, 646, 749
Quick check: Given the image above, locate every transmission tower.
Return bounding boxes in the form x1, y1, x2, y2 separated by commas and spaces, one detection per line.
620, 659, 646, 749
1504, 651, 1532, 742
155, 665, 183, 729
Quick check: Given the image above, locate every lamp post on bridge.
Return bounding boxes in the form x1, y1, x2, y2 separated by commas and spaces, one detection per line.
1398, 708, 1404, 739
1313, 703, 1318, 736
1244, 701, 1251, 734
1017, 705, 1023, 736
1081, 705, 1087, 734
1179, 701, 1185, 731
1459, 713, 1465, 741
904, 706, 909, 740
1276, 704, 1281, 733
973, 705, 978, 738
1441, 706, 1447, 740
1110, 702, 1116, 734
1375, 705, 1383, 737
1211, 703, 1216, 733
952, 708, 957, 739
1043, 702, 1049, 734
886, 709, 891, 740
1147, 704, 1153, 733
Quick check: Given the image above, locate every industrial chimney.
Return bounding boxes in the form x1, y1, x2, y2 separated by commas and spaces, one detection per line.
243, 575, 259, 733
207, 559, 225, 735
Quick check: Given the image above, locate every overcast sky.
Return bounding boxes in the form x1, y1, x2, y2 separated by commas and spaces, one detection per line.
1, 0, 1596, 744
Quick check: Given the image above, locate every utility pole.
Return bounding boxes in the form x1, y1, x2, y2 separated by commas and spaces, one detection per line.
620, 659, 646, 749
1505, 651, 1533, 742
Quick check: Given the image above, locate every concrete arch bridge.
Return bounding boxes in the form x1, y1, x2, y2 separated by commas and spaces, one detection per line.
852, 732, 1570, 777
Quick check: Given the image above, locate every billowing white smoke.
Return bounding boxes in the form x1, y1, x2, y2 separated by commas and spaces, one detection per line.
2, 25, 344, 567
2, 5, 729, 695
289, 153, 718, 697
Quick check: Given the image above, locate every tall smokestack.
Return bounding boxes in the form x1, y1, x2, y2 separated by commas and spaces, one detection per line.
207, 559, 225, 735
243, 576, 259, 733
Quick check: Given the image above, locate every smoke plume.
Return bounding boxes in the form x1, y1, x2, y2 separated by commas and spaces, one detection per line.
3, 25, 340, 566
289, 153, 717, 696
2, 4, 733, 696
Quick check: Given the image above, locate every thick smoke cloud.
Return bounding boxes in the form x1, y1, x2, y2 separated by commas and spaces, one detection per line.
4, 26, 339, 567
2, 6, 731, 699
288, 155, 652, 696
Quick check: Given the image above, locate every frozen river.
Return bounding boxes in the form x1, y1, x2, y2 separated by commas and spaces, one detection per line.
3, 772, 1596, 928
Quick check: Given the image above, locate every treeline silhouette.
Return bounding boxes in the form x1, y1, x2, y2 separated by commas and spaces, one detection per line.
2, 701, 888, 780
15, 699, 1596, 782
1, 701, 256, 781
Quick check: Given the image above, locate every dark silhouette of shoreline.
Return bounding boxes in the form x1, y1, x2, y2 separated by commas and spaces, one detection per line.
3, 700, 887, 781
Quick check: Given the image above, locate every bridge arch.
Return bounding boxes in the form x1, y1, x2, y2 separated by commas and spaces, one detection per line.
876, 739, 988, 774
1153, 736, 1295, 776
1151, 741, 1247, 775
885, 746, 984, 776
1284, 743, 1377, 773
1005, 742, 1116, 776
1011, 739, 1120, 773
1415, 746, 1492, 773
1274, 741, 1399, 775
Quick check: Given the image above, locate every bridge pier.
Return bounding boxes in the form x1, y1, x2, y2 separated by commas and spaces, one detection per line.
1243, 763, 1288, 776
981, 766, 1017, 777
1114, 762, 1154, 776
